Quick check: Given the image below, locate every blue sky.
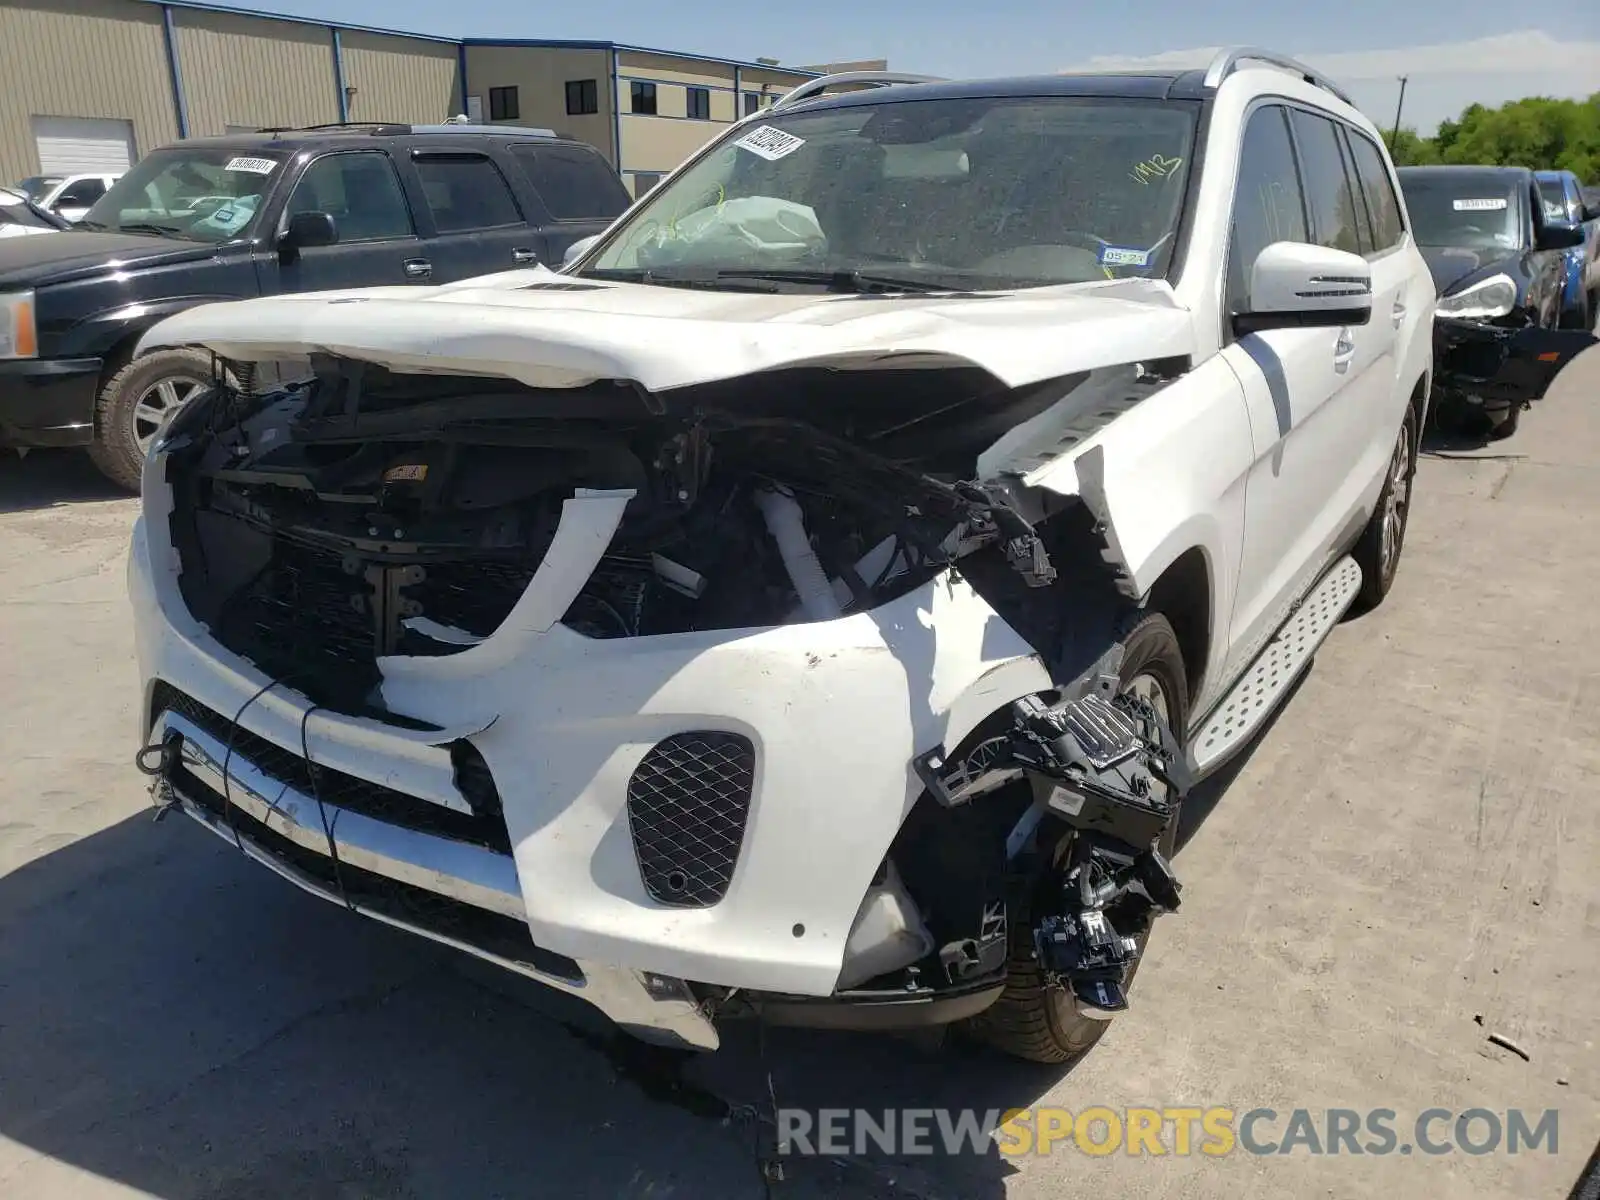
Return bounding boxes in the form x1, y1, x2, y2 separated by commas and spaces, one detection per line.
218, 0, 1598, 132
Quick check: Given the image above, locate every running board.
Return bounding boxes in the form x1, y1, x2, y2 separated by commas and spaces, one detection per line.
1188, 556, 1363, 778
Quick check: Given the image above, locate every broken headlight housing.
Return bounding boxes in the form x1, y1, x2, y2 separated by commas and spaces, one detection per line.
1436, 273, 1516, 321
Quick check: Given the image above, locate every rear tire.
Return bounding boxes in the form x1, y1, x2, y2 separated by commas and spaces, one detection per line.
1351, 401, 1418, 612
965, 612, 1189, 1065
87, 348, 216, 492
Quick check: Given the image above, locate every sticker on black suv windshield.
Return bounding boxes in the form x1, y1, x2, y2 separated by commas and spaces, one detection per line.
734, 126, 807, 162
1452, 197, 1507, 211
225, 156, 277, 175
1098, 245, 1153, 268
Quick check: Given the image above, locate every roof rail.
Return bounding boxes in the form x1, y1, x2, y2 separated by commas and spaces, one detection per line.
1202, 47, 1355, 108
410, 123, 559, 137
769, 70, 947, 112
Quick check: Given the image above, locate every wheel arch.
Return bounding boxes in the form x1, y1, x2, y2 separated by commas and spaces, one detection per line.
1141, 545, 1212, 705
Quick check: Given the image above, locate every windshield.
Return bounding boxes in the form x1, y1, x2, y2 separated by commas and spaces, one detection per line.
14, 175, 63, 200
79, 146, 287, 242
582, 95, 1199, 291
1400, 176, 1522, 251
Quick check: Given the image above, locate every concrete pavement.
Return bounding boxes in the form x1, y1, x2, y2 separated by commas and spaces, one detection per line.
1, 350, 1597, 1199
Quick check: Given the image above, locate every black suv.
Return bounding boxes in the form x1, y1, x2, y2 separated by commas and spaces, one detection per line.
0, 122, 632, 488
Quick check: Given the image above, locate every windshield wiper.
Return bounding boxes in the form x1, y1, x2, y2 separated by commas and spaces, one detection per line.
579, 267, 785, 293
710, 268, 970, 295
582, 266, 971, 295
115, 222, 186, 237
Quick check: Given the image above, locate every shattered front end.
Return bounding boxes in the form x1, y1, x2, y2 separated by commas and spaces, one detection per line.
128, 353, 1189, 1050
1432, 317, 1596, 432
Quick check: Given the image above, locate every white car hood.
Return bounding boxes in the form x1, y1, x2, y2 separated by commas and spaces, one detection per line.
137, 267, 1197, 393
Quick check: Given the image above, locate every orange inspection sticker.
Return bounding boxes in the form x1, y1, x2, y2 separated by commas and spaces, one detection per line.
1537, 351, 1562, 362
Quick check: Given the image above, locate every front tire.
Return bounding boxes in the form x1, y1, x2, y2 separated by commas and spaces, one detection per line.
966, 612, 1189, 1065
1351, 401, 1418, 612
88, 348, 216, 492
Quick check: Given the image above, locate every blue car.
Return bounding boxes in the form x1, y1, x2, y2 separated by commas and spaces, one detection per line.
1535, 169, 1600, 329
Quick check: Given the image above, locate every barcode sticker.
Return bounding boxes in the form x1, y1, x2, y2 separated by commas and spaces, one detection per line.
734, 125, 806, 162
225, 156, 277, 175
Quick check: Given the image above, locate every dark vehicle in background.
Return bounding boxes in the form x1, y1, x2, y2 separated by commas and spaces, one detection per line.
0, 123, 632, 489
1397, 164, 1593, 438
1534, 168, 1600, 329
0, 186, 70, 238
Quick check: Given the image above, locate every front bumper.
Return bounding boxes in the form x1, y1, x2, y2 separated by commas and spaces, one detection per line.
129, 474, 1054, 1043
0, 357, 100, 448
1432, 318, 1596, 419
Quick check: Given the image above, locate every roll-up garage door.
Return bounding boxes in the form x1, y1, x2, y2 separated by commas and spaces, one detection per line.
31, 116, 136, 176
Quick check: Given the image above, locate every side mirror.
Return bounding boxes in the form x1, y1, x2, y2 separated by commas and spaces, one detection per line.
1234, 242, 1373, 336
1536, 221, 1584, 251
278, 210, 338, 261
561, 234, 600, 270
1584, 204, 1599, 223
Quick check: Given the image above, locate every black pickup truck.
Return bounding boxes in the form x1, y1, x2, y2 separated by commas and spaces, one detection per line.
0, 122, 632, 489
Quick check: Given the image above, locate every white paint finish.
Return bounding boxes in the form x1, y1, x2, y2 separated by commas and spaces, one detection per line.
31, 117, 134, 176
135, 271, 1193, 393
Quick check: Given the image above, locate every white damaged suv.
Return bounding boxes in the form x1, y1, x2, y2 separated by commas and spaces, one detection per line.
128, 51, 1434, 1063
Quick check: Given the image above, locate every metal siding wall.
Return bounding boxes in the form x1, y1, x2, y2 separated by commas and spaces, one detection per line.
339, 31, 460, 124
174, 8, 338, 134
0, 0, 177, 182
462, 45, 614, 160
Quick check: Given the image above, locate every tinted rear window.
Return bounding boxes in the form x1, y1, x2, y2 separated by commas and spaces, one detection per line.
512, 144, 630, 220
412, 153, 524, 233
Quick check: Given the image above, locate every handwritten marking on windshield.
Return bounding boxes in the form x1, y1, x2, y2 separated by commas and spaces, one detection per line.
1130, 154, 1183, 186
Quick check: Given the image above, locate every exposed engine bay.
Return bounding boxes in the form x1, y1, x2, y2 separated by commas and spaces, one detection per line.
158, 354, 1119, 717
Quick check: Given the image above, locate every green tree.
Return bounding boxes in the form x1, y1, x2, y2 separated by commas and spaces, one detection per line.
1384, 94, 1600, 183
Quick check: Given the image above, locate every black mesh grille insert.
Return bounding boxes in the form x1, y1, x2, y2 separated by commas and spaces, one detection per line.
626, 732, 755, 908
151, 682, 511, 853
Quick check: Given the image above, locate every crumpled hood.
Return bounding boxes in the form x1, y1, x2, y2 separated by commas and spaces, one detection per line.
136, 266, 1196, 392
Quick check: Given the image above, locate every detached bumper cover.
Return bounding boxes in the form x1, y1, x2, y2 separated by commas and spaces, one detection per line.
1433, 319, 1596, 412
0, 357, 100, 447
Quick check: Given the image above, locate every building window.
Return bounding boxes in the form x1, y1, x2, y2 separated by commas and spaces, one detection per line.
686, 87, 711, 121
565, 79, 598, 116
630, 81, 657, 116
488, 86, 519, 121
632, 172, 663, 197
742, 91, 760, 117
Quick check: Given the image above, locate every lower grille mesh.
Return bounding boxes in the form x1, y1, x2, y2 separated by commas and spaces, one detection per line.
626, 732, 755, 908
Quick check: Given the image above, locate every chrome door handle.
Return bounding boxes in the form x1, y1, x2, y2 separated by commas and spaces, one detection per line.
403, 258, 432, 279
512, 248, 538, 264
1391, 299, 1407, 328
1333, 328, 1355, 374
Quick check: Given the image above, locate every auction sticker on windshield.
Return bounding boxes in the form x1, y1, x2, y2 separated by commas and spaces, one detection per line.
734, 126, 807, 162
225, 156, 277, 175
1452, 198, 1508, 211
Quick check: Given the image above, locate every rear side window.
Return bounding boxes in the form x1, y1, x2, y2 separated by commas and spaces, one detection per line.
511, 144, 630, 220
412, 153, 523, 233
1289, 108, 1364, 256
1345, 131, 1406, 251
1227, 105, 1308, 314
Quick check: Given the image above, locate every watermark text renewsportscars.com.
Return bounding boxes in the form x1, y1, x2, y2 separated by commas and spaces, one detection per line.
775, 1106, 1560, 1158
